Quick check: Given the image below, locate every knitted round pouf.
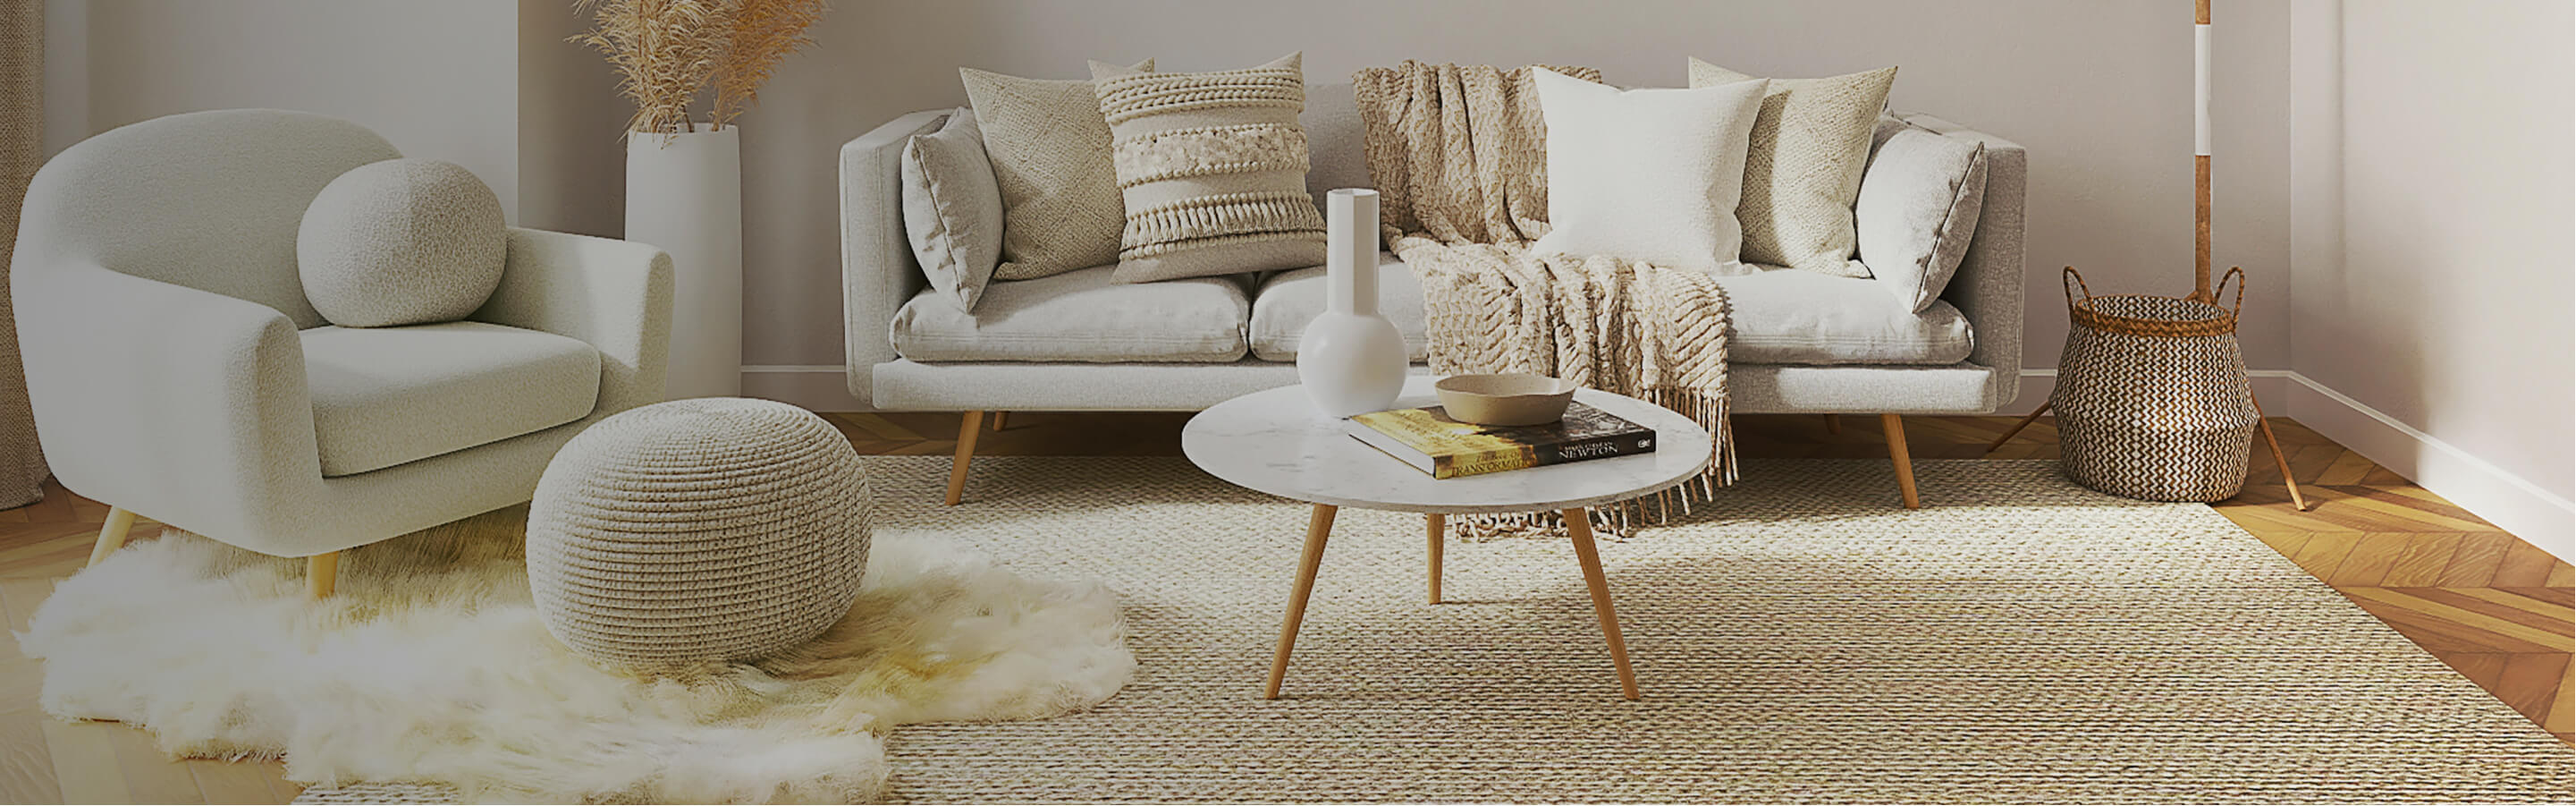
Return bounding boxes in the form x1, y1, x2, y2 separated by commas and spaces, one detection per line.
527, 398, 870, 667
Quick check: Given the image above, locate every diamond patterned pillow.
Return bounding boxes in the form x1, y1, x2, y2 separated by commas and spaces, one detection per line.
1688, 59, 1896, 277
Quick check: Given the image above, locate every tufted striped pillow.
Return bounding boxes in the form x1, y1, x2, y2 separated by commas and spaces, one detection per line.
1090, 53, 1326, 284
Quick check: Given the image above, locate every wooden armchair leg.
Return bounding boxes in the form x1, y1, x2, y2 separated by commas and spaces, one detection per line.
88, 506, 138, 568
1881, 414, 1921, 510
308, 551, 340, 599
946, 411, 985, 506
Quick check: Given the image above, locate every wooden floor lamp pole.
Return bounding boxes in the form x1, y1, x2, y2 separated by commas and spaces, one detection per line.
2192, 0, 2214, 303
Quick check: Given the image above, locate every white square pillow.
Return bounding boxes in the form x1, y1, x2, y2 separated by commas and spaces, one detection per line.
901, 109, 1003, 311
1856, 122, 1988, 311
1528, 69, 1767, 274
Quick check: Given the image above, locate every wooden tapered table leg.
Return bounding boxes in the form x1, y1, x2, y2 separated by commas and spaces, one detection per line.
945, 411, 984, 506
1265, 504, 1337, 700
88, 506, 137, 568
1425, 513, 1445, 604
1562, 507, 1638, 700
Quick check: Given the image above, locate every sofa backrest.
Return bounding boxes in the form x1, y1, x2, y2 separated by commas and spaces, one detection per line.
1301, 83, 1372, 208
14, 109, 401, 329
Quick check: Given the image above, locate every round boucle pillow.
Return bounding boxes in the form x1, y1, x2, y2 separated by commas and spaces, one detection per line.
527, 398, 873, 668
297, 158, 506, 327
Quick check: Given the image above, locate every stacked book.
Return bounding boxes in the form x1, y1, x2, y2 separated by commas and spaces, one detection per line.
1346, 402, 1656, 479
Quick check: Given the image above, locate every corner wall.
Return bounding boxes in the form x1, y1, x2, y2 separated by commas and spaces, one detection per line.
2288, 0, 2574, 558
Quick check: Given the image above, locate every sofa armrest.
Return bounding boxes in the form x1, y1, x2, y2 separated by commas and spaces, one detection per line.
1901, 114, 2027, 411
13, 261, 318, 535
839, 109, 953, 408
473, 227, 676, 416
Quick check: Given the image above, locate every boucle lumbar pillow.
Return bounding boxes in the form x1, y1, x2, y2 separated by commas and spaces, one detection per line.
902, 109, 1004, 311
1857, 123, 1988, 312
1688, 59, 1896, 277
298, 158, 506, 327
960, 59, 1153, 281
1090, 53, 1326, 284
1528, 68, 1768, 274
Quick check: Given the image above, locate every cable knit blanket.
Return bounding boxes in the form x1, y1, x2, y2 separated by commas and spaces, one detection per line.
1353, 62, 1737, 530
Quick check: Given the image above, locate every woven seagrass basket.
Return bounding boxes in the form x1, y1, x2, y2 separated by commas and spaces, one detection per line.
2049, 267, 2259, 502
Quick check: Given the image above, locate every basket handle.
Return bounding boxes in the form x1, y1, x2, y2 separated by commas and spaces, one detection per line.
2215, 266, 2245, 318
2061, 266, 2093, 308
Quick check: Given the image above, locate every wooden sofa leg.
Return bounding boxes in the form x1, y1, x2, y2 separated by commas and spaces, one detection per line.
1882, 414, 1921, 510
990, 411, 1007, 431
1822, 413, 1842, 435
88, 506, 137, 568
946, 411, 985, 506
308, 551, 339, 599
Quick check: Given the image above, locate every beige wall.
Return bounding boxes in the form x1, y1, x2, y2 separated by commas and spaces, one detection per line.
715, 0, 2296, 375
73, 0, 519, 218
2289, 0, 2573, 550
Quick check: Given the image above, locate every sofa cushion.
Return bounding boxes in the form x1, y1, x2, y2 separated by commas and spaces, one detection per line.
1247, 252, 1429, 362
1711, 267, 1973, 365
1248, 256, 1964, 366
891, 264, 1248, 362
301, 321, 601, 477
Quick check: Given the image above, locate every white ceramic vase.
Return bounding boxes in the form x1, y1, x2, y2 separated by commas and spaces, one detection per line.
1297, 189, 1406, 419
626, 125, 743, 399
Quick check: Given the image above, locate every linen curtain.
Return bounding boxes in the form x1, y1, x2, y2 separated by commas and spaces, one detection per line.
0, 0, 46, 507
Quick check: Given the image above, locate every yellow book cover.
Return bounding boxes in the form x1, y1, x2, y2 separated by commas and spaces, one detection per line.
1346, 403, 1654, 479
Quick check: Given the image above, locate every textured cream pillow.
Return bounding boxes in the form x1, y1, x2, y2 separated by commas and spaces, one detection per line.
297, 158, 506, 327
1528, 68, 1768, 274
1857, 123, 1988, 312
901, 109, 1003, 311
1688, 59, 1896, 277
960, 59, 1153, 281
1091, 53, 1324, 284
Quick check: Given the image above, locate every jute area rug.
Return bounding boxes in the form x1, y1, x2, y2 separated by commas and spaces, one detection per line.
303, 456, 2564, 802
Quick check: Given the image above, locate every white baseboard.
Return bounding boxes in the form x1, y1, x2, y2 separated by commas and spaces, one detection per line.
2018, 367, 2572, 562
747, 363, 2571, 561
739, 365, 864, 411
2280, 374, 2574, 563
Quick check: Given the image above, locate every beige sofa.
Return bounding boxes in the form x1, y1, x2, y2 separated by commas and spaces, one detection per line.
840, 84, 2024, 507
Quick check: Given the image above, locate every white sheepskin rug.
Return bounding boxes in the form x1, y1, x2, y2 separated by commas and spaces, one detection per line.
17, 507, 1135, 803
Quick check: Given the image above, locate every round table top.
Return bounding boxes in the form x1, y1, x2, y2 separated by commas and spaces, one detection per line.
1182, 378, 1715, 514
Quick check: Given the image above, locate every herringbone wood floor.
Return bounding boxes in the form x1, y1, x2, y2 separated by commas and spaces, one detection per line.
0, 412, 2565, 803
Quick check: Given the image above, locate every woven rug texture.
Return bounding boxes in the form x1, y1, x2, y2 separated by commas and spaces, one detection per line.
292, 455, 2567, 803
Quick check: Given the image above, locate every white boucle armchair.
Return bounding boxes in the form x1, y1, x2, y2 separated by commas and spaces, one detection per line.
11, 109, 673, 598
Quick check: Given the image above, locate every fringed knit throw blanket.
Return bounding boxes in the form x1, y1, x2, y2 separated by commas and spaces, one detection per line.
1354, 62, 1737, 534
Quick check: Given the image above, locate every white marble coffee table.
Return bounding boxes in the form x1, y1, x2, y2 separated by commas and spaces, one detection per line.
1183, 378, 1714, 700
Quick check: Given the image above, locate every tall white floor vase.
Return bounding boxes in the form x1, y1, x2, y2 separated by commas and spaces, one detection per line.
1296, 189, 1406, 419
626, 125, 743, 399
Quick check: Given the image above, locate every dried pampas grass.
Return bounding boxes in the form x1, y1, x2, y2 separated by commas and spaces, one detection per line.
575, 0, 827, 135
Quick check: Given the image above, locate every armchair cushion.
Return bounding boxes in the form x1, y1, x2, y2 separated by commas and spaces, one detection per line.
301, 322, 601, 476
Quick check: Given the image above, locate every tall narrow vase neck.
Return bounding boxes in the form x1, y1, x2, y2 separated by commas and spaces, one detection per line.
1326, 188, 1381, 317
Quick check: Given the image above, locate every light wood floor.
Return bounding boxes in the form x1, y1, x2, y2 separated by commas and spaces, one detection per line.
0, 411, 2565, 803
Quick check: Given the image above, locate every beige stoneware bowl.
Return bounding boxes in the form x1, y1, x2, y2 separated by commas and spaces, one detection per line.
1433, 373, 1578, 427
